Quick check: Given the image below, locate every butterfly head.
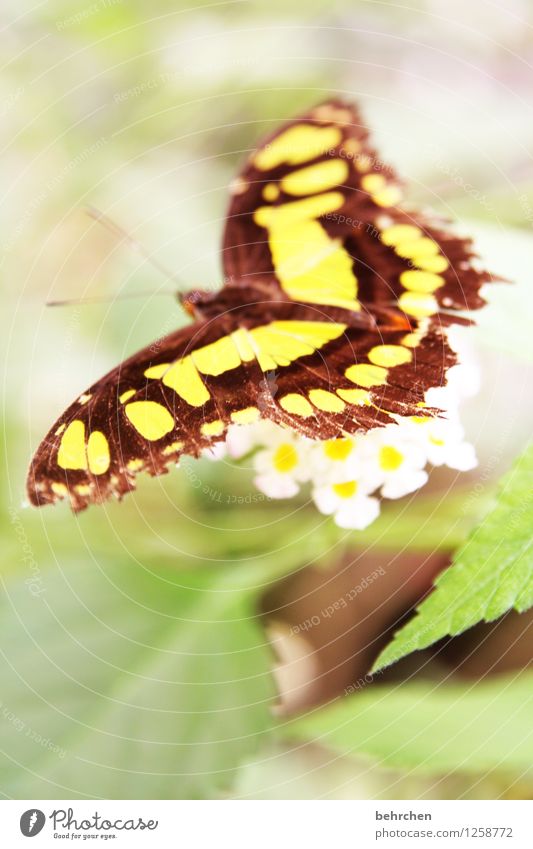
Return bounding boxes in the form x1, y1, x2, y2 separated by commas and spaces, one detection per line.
179, 288, 208, 318
179, 284, 272, 321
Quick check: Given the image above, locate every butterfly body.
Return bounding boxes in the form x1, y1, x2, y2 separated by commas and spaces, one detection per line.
27, 99, 495, 512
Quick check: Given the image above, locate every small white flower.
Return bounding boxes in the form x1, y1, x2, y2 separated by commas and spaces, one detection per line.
362, 425, 429, 499
312, 479, 380, 530
253, 429, 312, 499
309, 435, 388, 495
308, 436, 364, 482
426, 349, 480, 409
405, 414, 477, 471
226, 420, 280, 459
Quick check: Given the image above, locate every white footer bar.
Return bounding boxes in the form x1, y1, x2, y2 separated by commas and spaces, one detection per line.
1, 799, 531, 848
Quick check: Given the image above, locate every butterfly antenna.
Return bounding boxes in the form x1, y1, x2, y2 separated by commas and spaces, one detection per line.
46, 290, 176, 307
85, 205, 185, 287
46, 207, 191, 307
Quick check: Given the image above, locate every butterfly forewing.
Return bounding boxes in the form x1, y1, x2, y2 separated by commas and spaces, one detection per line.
222, 100, 404, 310
222, 98, 494, 322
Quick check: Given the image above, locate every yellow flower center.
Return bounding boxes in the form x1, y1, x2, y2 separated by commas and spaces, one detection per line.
332, 480, 358, 499
273, 443, 299, 473
323, 438, 354, 461
379, 445, 404, 471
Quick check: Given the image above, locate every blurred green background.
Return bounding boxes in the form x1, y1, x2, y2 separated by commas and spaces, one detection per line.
2, 0, 533, 799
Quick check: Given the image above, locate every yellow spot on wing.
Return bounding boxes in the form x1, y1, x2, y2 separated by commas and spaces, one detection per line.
119, 389, 136, 403
402, 318, 429, 348
201, 419, 225, 436
361, 173, 386, 192
231, 407, 260, 424
254, 185, 361, 312
279, 393, 314, 417
230, 328, 256, 362
368, 345, 412, 367
399, 291, 438, 318
395, 237, 439, 260
360, 172, 403, 207
254, 124, 342, 170
125, 401, 174, 441
144, 363, 170, 379
400, 270, 444, 293
55, 424, 66, 436
402, 333, 420, 348
51, 482, 68, 496
254, 192, 344, 228
274, 320, 346, 343
372, 186, 402, 207
273, 443, 298, 473
414, 254, 449, 273
75, 484, 91, 495
162, 441, 183, 456
280, 159, 349, 196
262, 182, 280, 201
336, 388, 371, 405
161, 356, 210, 406
192, 335, 241, 376
345, 363, 388, 388
308, 389, 345, 413
355, 153, 372, 172
342, 138, 360, 157
57, 420, 87, 470
381, 224, 421, 245
127, 459, 144, 471
87, 430, 110, 475
258, 210, 360, 311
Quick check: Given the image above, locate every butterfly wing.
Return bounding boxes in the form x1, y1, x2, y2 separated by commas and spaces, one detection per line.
222, 99, 401, 309
27, 316, 258, 511
222, 98, 494, 321
27, 305, 456, 511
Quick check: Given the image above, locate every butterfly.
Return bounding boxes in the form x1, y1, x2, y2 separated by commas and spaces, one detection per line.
27, 98, 495, 512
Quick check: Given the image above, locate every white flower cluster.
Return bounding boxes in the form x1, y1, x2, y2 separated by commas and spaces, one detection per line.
218, 349, 479, 531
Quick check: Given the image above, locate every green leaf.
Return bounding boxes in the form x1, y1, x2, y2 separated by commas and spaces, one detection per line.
373, 444, 533, 673
0, 553, 276, 799
286, 673, 533, 778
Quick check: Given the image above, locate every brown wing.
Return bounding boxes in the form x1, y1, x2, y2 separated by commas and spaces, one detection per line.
221, 97, 496, 322
27, 303, 454, 512
222, 99, 401, 282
